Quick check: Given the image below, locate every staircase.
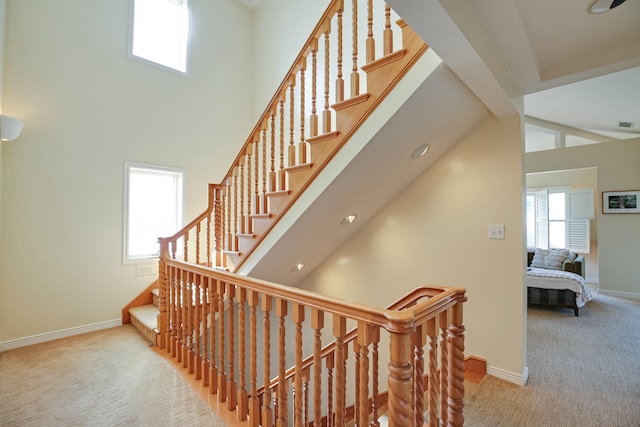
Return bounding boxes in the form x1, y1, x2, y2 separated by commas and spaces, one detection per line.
128, 288, 159, 345
124, 1, 469, 425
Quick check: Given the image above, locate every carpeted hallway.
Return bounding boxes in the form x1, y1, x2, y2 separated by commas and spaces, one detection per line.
464, 290, 640, 426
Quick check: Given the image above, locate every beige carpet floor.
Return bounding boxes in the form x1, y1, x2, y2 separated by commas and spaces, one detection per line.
2, 290, 638, 426
464, 290, 640, 426
0, 325, 227, 427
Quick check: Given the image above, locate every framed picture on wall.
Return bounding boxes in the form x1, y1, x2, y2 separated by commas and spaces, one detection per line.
602, 190, 640, 214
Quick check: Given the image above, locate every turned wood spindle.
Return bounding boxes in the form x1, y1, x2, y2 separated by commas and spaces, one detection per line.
195, 222, 201, 265
276, 299, 288, 427
357, 321, 371, 427
333, 314, 347, 426
447, 303, 465, 427
366, 0, 375, 63
239, 156, 246, 235
326, 352, 335, 427
269, 110, 277, 193
413, 323, 426, 427
371, 327, 380, 427
388, 332, 413, 427
209, 279, 218, 395
439, 310, 449, 424
383, 4, 393, 55
227, 283, 237, 411
311, 308, 324, 427
248, 290, 260, 425
293, 303, 305, 427
193, 275, 202, 379
278, 97, 286, 191
309, 39, 318, 138
335, 1, 344, 103
237, 288, 248, 420
217, 280, 227, 403
350, 0, 360, 97
262, 294, 273, 427
288, 77, 296, 168
201, 277, 209, 387
427, 317, 438, 427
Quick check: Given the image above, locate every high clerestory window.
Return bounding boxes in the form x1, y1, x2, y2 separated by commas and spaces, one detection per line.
130, 0, 191, 74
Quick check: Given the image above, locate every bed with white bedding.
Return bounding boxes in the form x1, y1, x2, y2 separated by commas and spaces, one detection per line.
526, 267, 593, 316
526, 249, 593, 316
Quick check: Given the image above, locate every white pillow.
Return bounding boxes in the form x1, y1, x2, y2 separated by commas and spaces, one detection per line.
530, 248, 569, 270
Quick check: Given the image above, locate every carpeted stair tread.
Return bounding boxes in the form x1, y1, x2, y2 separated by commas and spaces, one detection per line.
129, 304, 158, 330
129, 304, 158, 345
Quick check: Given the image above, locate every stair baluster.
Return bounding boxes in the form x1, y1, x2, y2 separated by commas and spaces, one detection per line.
311, 308, 324, 427
217, 280, 227, 403
293, 303, 305, 427
238, 288, 248, 420
276, 299, 288, 427
248, 290, 260, 426
262, 295, 274, 427
227, 283, 238, 410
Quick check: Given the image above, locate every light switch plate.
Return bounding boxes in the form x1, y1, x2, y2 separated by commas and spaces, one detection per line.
489, 224, 505, 240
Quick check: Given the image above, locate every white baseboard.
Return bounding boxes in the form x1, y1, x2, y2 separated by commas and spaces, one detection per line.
599, 289, 640, 300
0, 319, 122, 353
486, 365, 528, 386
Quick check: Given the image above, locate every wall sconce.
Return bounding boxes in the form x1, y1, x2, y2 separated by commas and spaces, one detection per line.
0, 114, 25, 141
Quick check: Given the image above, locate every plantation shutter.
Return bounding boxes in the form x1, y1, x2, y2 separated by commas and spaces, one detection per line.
535, 189, 549, 250
566, 188, 594, 253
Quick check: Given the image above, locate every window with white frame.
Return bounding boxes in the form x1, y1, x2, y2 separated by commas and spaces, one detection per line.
130, 0, 191, 74
526, 187, 594, 253
124, 163, 184, 263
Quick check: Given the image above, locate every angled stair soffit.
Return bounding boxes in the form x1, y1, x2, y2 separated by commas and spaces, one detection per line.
241, 50, 492, 285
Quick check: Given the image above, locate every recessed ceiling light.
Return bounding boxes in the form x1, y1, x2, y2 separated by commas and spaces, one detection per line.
291, 263, 305, 272
411, 144, 430, 160
588, 0, 627, 14
340, 214, 357, 225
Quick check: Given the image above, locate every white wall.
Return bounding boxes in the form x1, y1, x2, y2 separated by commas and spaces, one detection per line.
0, 0, 254, 342
252, 0, 330, 121
526, 139, 640, 296
298, 116, 527, 380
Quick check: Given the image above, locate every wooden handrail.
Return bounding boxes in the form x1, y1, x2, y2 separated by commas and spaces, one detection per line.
258, 281, 448, 393
168, 258, 463, 332
159, 257, 466, 426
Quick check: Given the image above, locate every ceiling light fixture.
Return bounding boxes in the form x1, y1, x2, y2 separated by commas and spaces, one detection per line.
588, 0, 627, 14
340, 214, 357, 225
0, 114, 25, 142
291, 263, 305, 272
411, 143, 430, 160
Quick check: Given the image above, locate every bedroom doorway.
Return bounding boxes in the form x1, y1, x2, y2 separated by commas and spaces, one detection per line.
525, 167, 599, 287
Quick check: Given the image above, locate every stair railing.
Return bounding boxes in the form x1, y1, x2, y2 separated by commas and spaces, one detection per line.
157, 257, 466, 427
159, 0, 429, 275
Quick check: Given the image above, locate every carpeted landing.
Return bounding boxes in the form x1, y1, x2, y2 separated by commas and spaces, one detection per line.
0, 325, 228, 427
464, 290, 640, 426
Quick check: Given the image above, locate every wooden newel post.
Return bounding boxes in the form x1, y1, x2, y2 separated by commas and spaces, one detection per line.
157, 237, 170, 349
388, 332, 413, 427
447, 303, 465, 427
